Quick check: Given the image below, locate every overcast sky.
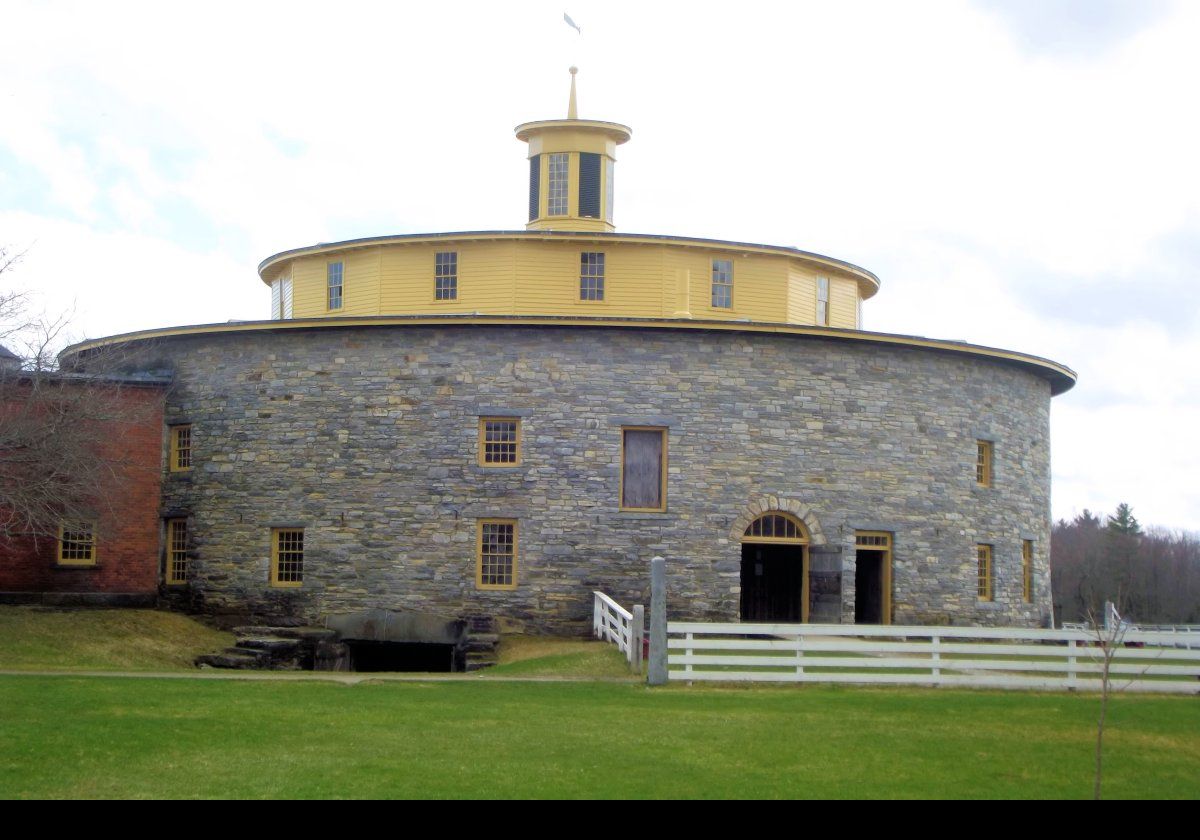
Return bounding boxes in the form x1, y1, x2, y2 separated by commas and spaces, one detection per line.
2, 1, 1198, 531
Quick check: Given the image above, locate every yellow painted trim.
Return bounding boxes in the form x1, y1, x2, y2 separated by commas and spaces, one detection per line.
270, 528, 304, 588
515, 119, 632, 144
256, 231, 881, 297
1022, 539, 1034, 604
977, 544, 994, 602
741, 512, 811, 544
62, 314, 1077, 395
976, 440, 993, 487
476, 518, 518, 591
478, 417, 522, 467
619, 427, 668, 513
57, 524, 98, 567
169, 424, 192, 473
165, 518, 188, 586
855, 530, 894, 625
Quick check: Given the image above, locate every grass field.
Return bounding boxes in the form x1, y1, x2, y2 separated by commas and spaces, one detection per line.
1, 676, 1197, 799
1, 608, 1197, 799
0, 607, 232, 671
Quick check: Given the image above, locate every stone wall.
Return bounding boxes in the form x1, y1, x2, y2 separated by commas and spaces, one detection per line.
149, 324, 1054, 632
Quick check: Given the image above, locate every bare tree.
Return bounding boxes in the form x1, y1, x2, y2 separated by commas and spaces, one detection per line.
0, 246, 168, 547
1086, 601, 1128, 801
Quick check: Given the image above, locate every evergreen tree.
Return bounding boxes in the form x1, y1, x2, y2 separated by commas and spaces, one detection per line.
1106, 503, 1142, 536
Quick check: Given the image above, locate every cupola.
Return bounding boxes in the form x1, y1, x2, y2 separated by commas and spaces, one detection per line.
515, 67, 632, 233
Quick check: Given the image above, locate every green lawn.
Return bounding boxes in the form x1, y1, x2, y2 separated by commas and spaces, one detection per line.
1, 676, 1197, 799
0, 607, 232, 671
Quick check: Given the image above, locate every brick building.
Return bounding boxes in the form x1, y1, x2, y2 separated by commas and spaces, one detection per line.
0, 372, 168, 604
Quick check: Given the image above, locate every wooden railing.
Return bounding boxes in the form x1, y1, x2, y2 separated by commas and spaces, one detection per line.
593, 591, 645, 671
664, 622, 1200, 694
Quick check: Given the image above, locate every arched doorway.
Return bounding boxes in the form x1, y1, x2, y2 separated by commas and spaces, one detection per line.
740, 512, 810, 622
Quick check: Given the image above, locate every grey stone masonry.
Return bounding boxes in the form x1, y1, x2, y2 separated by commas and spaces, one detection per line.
147, 324, 1054, 632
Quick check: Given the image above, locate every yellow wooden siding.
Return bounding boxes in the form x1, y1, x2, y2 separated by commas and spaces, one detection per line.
290, 257, 326, 318
787, 270, 817, 324
281, 241, 865, 327
829, 277, 858, 328
288, 250, 379, 318
683, 252, 789, 323
343, 249, 380, 314
602, 246, 666, 316
379, 242, 516, 314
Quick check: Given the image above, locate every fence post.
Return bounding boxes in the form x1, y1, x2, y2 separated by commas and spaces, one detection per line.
592, 592, 601, 639
632, 604, 645, 672
931, 633, 941, 686
648, 556, 668, 685
1067, 637, 1078, 690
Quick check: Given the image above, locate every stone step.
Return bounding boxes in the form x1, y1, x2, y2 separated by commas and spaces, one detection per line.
237, 636, 304, 653
231, 626, 338, 642
196, 650, 266, 669
464, 657, 499, 672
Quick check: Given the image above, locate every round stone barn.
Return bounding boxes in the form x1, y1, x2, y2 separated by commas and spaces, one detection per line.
65, 73, 1075, 633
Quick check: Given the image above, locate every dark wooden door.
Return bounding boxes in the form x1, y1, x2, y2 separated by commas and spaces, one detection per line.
741, 543, 804, 622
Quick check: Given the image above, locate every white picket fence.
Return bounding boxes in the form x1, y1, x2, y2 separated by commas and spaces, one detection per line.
666, 622, 1200, 694
593, 591, 645, 670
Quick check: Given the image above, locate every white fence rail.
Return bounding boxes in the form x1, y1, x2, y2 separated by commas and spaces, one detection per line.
666, 622, 1200, 694
593, 591, 645, 670
1060, 603, 1200, 648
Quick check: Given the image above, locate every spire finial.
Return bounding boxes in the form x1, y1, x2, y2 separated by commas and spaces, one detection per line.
568, 66, 578, 119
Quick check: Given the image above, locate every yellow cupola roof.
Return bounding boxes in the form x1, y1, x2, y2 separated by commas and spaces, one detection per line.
515, 67, 631, 233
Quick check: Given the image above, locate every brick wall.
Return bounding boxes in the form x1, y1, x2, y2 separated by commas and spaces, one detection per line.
0, 379, 165, 596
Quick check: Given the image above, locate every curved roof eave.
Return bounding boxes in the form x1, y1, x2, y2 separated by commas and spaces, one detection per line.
254, 230, 882, 297
60, 314, 1076, 395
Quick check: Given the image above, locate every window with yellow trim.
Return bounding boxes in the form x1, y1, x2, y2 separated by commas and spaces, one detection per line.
165, 519, 189, 585
580, 252, 605, 301
435, 251, 458, 301
711, 259, 733, 309
271, 528, 304, 587
976, 544, 994, 601
477, 519, 517, 590
479, 418, 521, 466
620, 427, 667, 512
58, 525, 97, 566
1022, 539, 1034, 603
169, 424, 192, 472
976, 440, 993, 487
327, 261, 344, 310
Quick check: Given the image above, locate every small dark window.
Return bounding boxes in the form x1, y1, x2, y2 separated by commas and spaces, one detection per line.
579, 152, 601, 218
528, 156, 540, 222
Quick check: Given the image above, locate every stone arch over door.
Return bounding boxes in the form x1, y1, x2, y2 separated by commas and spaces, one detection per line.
732, 497, 841, 624
729, 497, 826, 546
